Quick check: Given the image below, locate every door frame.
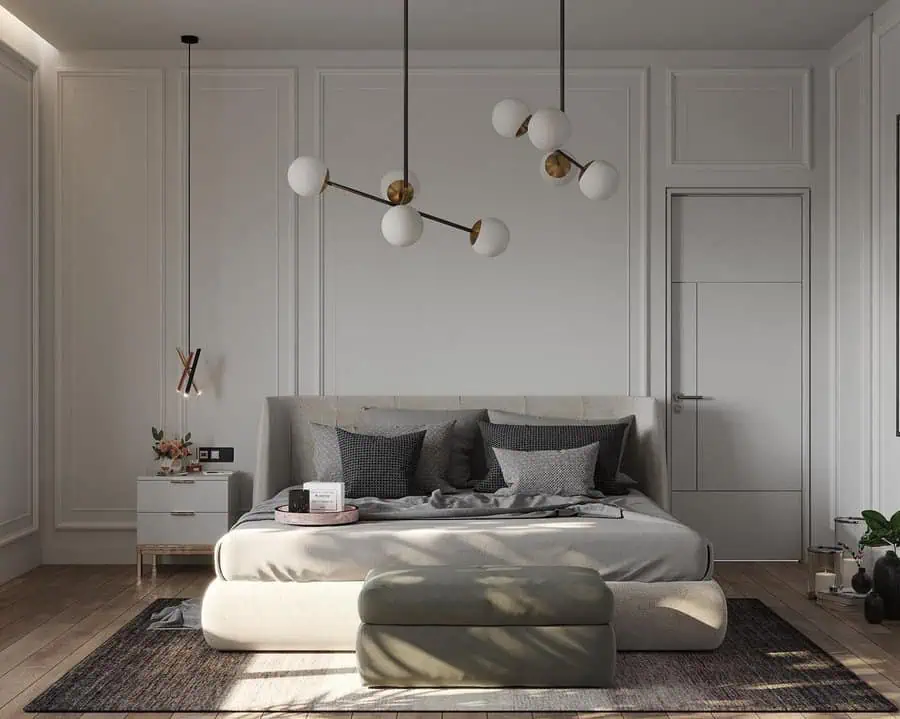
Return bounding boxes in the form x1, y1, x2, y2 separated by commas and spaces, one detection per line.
664, 187, 812, 560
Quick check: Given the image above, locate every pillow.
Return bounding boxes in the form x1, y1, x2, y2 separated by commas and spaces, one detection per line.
486, 409, 634, 475
358, 420, 457, 494
309, 421, 456, 494
357, 407, 487, 489
475, 421, 630, 493
309, 422, 343, 483
493, 442, 600, 496
336, 427, 426, 499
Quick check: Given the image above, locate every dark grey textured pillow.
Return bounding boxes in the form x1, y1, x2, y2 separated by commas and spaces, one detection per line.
357, 407, 487, 489
359, 420, 457, 494
493, 443, 600, 496
475, 421, 629, 493
336, 427, 426, 500
486, 409, 634, 475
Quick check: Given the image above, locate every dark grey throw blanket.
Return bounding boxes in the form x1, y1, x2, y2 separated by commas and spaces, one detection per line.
233, 487, 624, 528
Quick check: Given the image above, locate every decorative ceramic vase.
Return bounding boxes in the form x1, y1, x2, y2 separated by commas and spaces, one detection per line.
865, 591, 885, 624
156, 457, 182, 475
851, 567, 873, 594
872, 550, 900, 619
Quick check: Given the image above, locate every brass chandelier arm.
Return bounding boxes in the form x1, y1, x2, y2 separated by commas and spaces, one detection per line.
325, 179, 473, 234
559, 0, 565, 113
557, 149, 584, 171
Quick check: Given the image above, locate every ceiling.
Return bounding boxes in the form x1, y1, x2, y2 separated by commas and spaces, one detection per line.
0, 0, 884, 51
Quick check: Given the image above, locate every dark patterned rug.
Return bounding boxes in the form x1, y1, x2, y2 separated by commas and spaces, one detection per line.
25, 598, 897, 713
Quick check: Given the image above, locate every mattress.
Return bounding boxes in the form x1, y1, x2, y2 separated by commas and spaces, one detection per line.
215, 491, 713, 583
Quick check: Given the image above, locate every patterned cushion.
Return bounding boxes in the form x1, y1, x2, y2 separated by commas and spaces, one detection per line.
493, 442, 600, 496
358, 421, 457, 494
309, 422, 343, 483
336, 427, 426, 499
486, 409, 634, 475
475, 421, 629, 493
357, 408, 487, 489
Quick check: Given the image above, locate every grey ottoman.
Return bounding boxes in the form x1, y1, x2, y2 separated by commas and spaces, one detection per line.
356, 566, 616, 688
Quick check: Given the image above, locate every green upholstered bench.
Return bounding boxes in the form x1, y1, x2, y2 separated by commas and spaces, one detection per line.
356, 565, 616, 688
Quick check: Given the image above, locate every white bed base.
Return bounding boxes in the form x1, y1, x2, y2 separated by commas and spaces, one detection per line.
201, 577, 728, 652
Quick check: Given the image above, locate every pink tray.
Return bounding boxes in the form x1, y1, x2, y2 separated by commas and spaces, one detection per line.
274, 504, 359, 526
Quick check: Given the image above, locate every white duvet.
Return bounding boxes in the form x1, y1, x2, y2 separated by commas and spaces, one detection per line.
215, 490, 713, 583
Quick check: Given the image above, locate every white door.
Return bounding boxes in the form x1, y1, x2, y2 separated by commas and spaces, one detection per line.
669, 193, 806, 561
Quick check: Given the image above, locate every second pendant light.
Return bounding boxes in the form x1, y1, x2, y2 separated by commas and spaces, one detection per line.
491, 0, 620, 201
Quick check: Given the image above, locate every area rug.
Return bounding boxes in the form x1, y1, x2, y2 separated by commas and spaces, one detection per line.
25, 598, 896, 713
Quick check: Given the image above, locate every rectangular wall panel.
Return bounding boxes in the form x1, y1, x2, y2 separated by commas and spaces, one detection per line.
185, 70, 295, 478
0, 48, 36, 544
56, 70, 164, 529
669, 69, 810, 168
320, 69, 645, 396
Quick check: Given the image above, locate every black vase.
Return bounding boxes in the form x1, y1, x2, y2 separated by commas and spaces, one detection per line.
852, 567, 873, 594
865, 591, 886, 624
872, 550, 900, 619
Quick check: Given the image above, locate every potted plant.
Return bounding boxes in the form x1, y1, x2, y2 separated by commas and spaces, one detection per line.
859, 509, 900, 619
151, 427, 193, 475
839, 542, 872, 594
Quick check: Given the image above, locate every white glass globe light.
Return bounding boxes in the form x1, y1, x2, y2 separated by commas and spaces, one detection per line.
470, 218, 510, 258
578, 160, 620, 200
527, 108, 571, 152
540, 152, 576, 186
379, 169, 421, 204
492, 98, 531, 139
381, 205, 424, 247
287, 156, 328, 197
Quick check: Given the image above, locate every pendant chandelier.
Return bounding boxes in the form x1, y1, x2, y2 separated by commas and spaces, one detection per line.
491, 0, 619, 200
287, 0, 510, 257
176, 34, 202, 398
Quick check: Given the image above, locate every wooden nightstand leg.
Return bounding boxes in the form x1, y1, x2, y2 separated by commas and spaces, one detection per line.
151, 552, 157, 580
136, 548, 142, 583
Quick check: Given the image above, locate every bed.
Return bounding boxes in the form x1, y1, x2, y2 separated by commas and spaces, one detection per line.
201, 395, 728, 652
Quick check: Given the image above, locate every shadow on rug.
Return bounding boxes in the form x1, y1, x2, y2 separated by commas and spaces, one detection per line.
25, 598, 897, 713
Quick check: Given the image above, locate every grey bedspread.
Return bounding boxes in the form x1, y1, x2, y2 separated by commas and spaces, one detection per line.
233, 487, 624, 527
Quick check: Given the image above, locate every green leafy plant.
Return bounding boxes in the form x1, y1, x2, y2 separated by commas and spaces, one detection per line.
859, 509, 900, 553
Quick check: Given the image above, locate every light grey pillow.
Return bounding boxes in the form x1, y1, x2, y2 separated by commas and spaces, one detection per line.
487, 409, 634, 474
493, 442, 601, 496
357, 407, 487, 489
309, 420, 457, 495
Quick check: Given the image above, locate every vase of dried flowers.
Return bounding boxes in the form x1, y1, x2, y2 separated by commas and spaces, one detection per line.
152, 427, 193, 475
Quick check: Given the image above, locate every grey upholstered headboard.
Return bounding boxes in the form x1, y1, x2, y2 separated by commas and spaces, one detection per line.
253, 395, 670, 510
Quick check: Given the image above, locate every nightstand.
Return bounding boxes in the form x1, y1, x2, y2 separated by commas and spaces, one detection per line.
136, 472, 239, 582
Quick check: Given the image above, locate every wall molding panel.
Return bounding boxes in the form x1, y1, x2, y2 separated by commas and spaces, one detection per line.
315, 67, 648, 397
667, 68, 812, 169
55, 69, 164, 531
0, 44, 39, 549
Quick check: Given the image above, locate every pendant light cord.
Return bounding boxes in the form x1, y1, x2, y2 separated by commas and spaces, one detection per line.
186, 38, 192, 352
559, 0, 565, 113
403, 0, 409, 186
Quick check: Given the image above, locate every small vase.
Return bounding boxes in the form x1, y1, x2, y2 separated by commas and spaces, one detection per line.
873, 550, 900, 619
865, 591, 885, 624
156, 457, 183, 475
852, 567, 873, 594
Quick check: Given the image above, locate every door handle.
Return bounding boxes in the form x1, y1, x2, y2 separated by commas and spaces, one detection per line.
674, 393, 713, 401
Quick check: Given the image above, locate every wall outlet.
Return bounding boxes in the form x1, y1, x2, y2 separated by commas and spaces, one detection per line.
198, 446, 234, 463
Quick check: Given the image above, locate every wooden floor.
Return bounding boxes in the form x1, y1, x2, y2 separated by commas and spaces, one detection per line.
1, 563, 899, 718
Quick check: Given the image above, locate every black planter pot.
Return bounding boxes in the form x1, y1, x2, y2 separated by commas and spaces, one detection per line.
852, 567, 873, 594
872, 550, 900, 619
865, 591, 886, 624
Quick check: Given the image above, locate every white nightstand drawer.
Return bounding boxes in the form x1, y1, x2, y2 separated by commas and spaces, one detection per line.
137, 478, 229, 513
137, 512, 230, 546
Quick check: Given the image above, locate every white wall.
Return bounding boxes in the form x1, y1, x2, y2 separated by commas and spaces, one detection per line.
0, 8, 55, 581
38, 46, 833, 563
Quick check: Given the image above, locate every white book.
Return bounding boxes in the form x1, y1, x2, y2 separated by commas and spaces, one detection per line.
816, 589, 867, 606
303, 481, 344, 513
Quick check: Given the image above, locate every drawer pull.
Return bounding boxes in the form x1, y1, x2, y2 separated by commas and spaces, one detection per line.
169, 479, 195, 485
170, 511, 196, 517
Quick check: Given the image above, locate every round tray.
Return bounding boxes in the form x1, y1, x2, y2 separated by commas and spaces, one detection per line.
274, 504, 359, 526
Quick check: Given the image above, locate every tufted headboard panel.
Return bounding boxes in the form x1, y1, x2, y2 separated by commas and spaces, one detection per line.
254, 395, 669, 510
